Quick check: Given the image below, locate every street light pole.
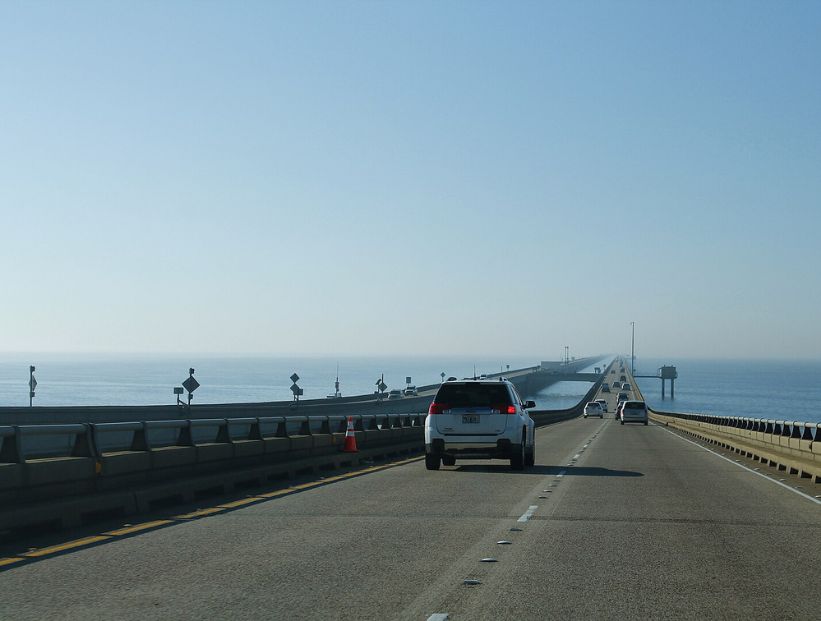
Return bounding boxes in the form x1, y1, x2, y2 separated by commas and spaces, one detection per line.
630, 322, 636, 375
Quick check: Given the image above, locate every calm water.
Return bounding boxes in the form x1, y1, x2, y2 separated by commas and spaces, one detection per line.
3, 355, 817, 423
0, 354, 589, 410
633, 358, 821, 424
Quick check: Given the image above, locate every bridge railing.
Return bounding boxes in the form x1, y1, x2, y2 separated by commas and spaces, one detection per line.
650, 409, 821, 483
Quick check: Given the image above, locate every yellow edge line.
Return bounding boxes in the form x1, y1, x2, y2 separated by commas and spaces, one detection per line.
174, 507, 225, 519
7, 454, 425, 563
253, 455, 422, 499
218, 497, 262, 509
256, 488, 293, 499
103, 520, 174, 537
0, 557, 24, 567
21, 535, 111, 558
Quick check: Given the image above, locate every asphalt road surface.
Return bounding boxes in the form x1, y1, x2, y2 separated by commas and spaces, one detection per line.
2, 393, 819, 621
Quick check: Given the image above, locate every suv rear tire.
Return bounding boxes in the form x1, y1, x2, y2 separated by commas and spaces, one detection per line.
425, 453, 441, 470
510, 442, 525, 471
525, 444, 535, 467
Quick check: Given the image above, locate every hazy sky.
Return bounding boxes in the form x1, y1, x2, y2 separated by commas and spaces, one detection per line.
2, 1, 820, 360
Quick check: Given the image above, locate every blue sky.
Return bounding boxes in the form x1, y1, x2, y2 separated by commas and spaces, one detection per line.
1, 1, 819, 359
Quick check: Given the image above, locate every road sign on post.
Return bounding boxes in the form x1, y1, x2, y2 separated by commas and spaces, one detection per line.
182, 368, 199, 407
290, 373, 302, 403
29, 365, 36, 407
377, 373, 387, 400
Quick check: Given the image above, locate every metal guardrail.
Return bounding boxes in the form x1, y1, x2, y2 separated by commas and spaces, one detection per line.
650, 411, 821, 442
0, 414, 427, 463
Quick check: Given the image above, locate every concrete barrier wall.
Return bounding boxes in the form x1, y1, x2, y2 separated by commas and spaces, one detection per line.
650, 410, 821, 483
0, 414, 430, 505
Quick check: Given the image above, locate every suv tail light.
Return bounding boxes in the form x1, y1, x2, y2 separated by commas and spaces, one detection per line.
428, 402, 448, 415
493, 404, 517, 414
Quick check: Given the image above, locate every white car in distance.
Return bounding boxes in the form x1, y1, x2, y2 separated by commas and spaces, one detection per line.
583, 401, 604, 418
620, 400, 648, 425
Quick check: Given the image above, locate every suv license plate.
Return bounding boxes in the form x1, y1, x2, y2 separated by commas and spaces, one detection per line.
462, 415, 479, 424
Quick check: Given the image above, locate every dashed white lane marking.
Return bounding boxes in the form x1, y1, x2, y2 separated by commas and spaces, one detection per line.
572, 453, 581, 460
518, 505, 538, 522
556, 470, 566, 478
654, 423, 821, 506
427, 615, 449, 621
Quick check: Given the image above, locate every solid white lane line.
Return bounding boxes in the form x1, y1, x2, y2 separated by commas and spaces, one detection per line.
518, 505, 538, 522
655, 423, 821, 506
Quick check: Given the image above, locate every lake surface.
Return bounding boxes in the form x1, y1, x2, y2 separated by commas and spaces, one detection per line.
633, 358, 821, 424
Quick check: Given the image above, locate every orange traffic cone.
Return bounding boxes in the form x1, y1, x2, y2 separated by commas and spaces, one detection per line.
343, 416, 358, 453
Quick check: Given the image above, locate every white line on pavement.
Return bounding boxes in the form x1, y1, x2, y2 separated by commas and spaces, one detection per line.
654, 423, 821, 506
518, 505, 538, 522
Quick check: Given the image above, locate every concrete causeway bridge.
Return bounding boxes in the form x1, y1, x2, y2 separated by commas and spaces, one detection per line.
1, 357, 819, 620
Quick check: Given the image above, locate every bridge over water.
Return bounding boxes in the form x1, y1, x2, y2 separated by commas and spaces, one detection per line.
1, 358, 819, 620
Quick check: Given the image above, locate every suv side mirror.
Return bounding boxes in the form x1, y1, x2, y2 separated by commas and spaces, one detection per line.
524, 400, 536, 409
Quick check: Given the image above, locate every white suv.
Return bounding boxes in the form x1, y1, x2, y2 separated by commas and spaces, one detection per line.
620, 400, 648, 425
424, 379, 536, 470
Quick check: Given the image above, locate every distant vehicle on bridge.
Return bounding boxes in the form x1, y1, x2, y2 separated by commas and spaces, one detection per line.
387, 389, 403, 400
620, 401, 648, 425
403, 385, 418, 396
584, 402, 604, 418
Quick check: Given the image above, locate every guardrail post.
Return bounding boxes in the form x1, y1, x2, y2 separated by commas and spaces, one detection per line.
249, 419, 262, 441
71, 424, 96, 458
177, 421, 193, 446
0, 428, 22, 463
131, 422, 149, 451
216, 420, 230, 444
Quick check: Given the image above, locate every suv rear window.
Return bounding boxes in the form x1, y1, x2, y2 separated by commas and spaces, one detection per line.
434, 383, 512, 407
624, 402, 645, 409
